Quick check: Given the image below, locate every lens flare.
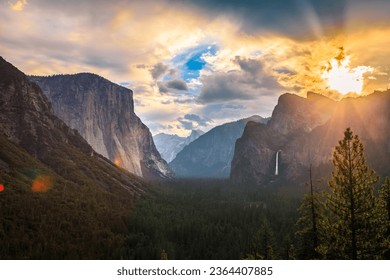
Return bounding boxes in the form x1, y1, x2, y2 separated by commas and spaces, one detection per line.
322, 50, 373, 95
114, 153, 123, 168
0, 184, 4, 192
32, 175, 53, 193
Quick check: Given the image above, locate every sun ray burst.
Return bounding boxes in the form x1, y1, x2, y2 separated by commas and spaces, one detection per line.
322, 48, 373, 95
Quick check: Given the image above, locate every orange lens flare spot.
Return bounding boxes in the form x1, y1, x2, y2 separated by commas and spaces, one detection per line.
32, 175, 53, 193
0, 184, 4, 192
114, 154, 123, 168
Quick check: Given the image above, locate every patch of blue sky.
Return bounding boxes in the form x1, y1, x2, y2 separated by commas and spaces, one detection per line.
171, 44, 218, 83
251, 50, 263, 57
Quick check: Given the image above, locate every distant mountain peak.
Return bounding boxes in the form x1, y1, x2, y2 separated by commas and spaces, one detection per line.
169, 116, 268, 178
154, 130, 204, 163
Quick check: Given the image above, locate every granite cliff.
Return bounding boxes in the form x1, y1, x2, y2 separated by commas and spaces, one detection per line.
231, 92, 390, 185
0, 56, 145, 193
30, 74, 172, 179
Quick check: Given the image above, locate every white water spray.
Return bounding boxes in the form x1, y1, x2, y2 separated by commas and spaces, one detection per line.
275, 151, 280, 176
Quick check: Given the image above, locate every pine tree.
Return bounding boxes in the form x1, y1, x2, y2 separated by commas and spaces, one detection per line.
321, 128, 379, 259
244, 220, 277, 260
379, 178, 390, 226
377, 178, 390, 258
296, 166, 324, 259
160, 249, 168, 260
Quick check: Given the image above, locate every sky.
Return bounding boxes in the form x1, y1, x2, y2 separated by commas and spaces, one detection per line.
1, 0, 390, 136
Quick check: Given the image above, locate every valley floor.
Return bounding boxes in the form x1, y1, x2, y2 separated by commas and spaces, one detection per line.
121, 179, 302, 260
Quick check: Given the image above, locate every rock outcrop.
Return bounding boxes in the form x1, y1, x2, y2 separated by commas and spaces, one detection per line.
170, 116, 268, 178
30, 74, 172, 179
0, 56, 145, 194
231, 92, 390, 185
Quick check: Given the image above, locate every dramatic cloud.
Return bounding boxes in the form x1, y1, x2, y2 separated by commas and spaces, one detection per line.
178, 114, 212, 130
1, 0, 390, 135
8, 0, 28, 11
150, 63, 169, 80
198, 56, 282, 103
167, 79, 188, 91
158, 79, 188, 93
168, 0, 347, 38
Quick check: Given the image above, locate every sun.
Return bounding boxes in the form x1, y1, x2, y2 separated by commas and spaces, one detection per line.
321, 49, 373, 95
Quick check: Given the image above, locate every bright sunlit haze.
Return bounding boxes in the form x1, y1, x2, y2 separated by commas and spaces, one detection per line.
1, 0, 390, 136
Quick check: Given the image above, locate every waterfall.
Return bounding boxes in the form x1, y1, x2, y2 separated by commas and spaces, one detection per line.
275, 151, 280, 176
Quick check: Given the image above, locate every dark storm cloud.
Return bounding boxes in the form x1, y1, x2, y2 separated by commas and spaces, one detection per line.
158, 79, 188, 93
198, 56, 283, 103
166, 79, 188, 91
24, 1, 390, 40
168, 0, 347, 38
29, 0, 345, 38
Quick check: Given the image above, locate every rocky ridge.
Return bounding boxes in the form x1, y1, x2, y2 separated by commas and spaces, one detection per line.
0, 56, 145, 192
30, 74, 172, 179
170, 116, 268, 178
231, 91, 390, 185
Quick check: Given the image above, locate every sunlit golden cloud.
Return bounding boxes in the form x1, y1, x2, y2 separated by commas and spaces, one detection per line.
8, 0, 27, 11
0, 0, 390, 135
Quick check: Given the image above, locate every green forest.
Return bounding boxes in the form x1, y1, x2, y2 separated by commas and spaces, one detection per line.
122, 128, 389, 260
121, 179, 301, 260
0, 128, 389, 259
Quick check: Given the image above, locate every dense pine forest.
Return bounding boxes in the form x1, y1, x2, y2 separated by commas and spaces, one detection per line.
1, 129, 389, 260
121, 128, 389, 260
121, 180, 302, 260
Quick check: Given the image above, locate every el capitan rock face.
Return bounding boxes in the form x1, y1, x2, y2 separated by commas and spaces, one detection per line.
0, 56, 145, 194
30, 74, 172, 179
231, 92, 390, 185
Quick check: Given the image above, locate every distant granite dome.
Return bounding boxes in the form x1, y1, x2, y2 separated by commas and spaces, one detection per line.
154, 130, 204, 163
169, 116, 268, 178
30, 73, 173, 179
231, 92, 390, 185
